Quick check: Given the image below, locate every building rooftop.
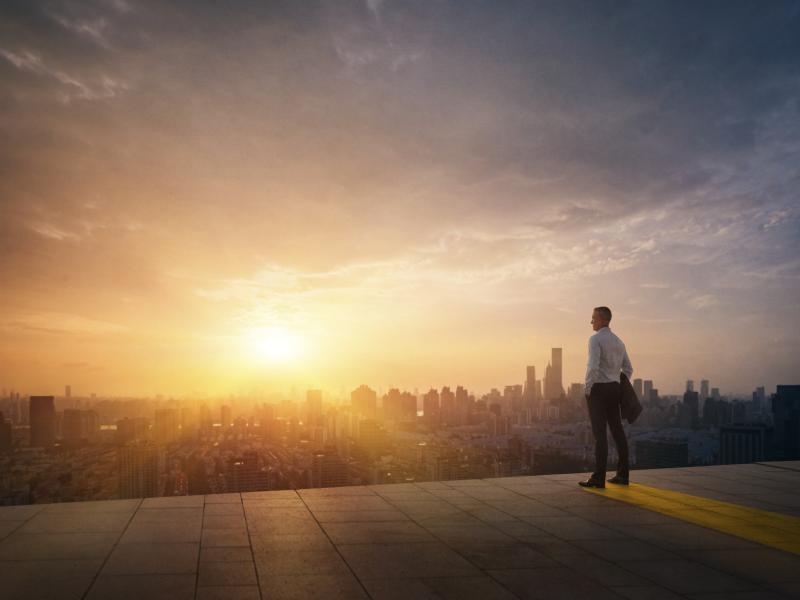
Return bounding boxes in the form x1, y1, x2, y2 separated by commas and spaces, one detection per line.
1, 461, 799, 600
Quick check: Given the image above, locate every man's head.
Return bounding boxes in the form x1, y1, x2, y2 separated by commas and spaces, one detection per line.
591, 306, 612, 331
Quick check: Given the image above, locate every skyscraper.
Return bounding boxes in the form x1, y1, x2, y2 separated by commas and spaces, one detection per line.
29, 395, 55, 447
700, 379, 709, 399
118, 443, 165, 498
154, 409, 178, 444
221, 405, 232, 428
351, 385, 377, 418
633, 378, 643, 400
643, 380, 654, 402
772, 385, 800, 460
686, 380, 694, 393
550, 348, 563, 400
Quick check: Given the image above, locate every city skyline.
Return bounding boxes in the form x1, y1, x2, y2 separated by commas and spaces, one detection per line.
2, 2, 799, 396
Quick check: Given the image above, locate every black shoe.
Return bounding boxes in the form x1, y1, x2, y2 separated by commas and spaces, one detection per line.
608, 475, 629, 485
578, 478, 605, 489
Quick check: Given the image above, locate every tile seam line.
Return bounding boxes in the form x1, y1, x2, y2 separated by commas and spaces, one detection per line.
192, 498, 206, 600
242, 491, 266, 600
755, 462, 800, 473
79, 497, 142, 600
295, 489, 374, 600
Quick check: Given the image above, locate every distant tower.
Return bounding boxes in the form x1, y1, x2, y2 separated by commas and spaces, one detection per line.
643, 380, 654, 402
350, 385, 377, 418
686, 380, 694, 393
154, 409, 178, 444
118, 443, 166, 498
29, 396, 55, 447
633, 379, 643, 400
700, 380, 709, 399
221, 405, 232, 428
65, 385, 71, 399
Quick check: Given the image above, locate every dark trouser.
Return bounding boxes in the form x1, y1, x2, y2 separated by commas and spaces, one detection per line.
587, 381, 629, 481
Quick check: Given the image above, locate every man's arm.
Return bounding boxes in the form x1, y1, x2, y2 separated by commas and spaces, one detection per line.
584, 335, 600, 397
621, 346, 633, 379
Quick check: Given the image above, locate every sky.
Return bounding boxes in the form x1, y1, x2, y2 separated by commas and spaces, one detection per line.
1, 0, 799, 398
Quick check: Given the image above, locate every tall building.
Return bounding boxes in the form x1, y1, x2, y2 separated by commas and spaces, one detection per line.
0, 412, 12, 453
116, 417, 150, 445
65, 385, 71, 399
686, 380, 694, 393
312, 450, 350, 487
62, 409, 99, 444
633, 378, 643, 401
351, 385, 377, 418
700, 379, 709, 399
154, 409, 178, 444
636, 439, 689, 468
422, 388, 440, 417
306, 389, 323, 427
118, 443, 165, 498
643, 380, 654, 403
772, 385, 800, 460
221, 405, 232, 428
680, 391, 700, 429
525, 366, 536, 401
227, 451, 268, 492
544, 348, 564, 401
29, 396, 55, 448
719, 425, 768, 465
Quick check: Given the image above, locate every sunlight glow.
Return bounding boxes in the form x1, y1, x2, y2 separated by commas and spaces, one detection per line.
245, 326, 304, 364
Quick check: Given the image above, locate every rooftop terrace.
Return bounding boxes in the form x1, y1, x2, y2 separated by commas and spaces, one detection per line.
1, 462, 799, 600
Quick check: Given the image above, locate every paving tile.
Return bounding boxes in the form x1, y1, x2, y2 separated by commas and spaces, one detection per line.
455, 542, 559, 569
463, 505, 520, 523
514, 533, 586, 558
520, 515, 624, 540
85, 573, 195, 600
204, 493, 242, 504
301, 496, 395, 511
200, 545, 254, 562
423, 522, 518, 545
102, 542, 199, 575
0, 558, 102, 600
488, 566, 625, 600
204, 514, 247, 529
242, 497, 306, 508
610, 585, 687, 599
572, 538, 679, 562
254, 549, 349, 577
364, 576, 518, 600
204, 503, 244, 515
0, 531, 118, 560
131, 507, 203, 523
19, 511, 132, 534
198, 560, 257, 586
201, 528, 251, 547
613, 522, 761, 551
551, 551, 652, 586
299, 486, 376, 497
250, 531, 334, 553
0, 504, 46, 521
684, 592, 788, 600
141, 496, 204, 508
42, 499, 141, 514
484, 499, 570, 518
240, 490, 299, 500
196, 586, 261, 600
311, 509, 410, 523
120, 519, 201, 543
689, 548, 800, 584
338, 542, 482, 579
259, 573, 368, 599
0, 520, 23, 540
322, 520, 435, 544
623, 558, 757, 594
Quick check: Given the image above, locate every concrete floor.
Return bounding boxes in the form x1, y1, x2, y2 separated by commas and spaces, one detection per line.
1, 461, 799, 599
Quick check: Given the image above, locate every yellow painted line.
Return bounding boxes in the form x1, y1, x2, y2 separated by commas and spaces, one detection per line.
583, 482, 800, 555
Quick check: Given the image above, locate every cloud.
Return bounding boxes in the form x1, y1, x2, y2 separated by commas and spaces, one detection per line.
0, 47, 127, 102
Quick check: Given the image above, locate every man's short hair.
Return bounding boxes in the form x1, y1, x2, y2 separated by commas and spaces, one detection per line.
594, 306, 612, 322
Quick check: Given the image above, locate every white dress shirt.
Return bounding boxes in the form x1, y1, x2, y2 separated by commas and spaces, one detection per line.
585, 326, 633, 395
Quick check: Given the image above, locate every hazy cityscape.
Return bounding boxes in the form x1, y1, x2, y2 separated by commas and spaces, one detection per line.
2, 347, 796, 506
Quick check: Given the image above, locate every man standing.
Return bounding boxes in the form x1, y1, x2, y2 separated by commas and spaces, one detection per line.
579, 306, 633, 488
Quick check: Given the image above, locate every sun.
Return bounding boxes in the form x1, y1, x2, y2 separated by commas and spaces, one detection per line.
245, 326, 304, 363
